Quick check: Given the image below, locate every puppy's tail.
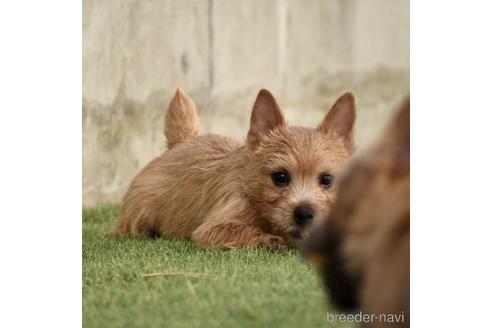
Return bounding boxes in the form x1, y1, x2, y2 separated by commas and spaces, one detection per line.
164, 88, 200, 149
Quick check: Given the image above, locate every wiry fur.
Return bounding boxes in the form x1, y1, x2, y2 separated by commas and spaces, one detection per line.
304, 98, 410, 326
114, 88, 357, 249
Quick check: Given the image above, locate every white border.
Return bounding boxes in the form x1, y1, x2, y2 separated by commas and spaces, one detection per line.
0, 1, 81, 327
412, 1, 492, 326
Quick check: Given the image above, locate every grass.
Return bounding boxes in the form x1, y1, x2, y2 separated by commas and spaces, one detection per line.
83, 205, 355, 328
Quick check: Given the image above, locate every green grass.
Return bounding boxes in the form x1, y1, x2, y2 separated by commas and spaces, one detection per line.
83, 205, 355, 328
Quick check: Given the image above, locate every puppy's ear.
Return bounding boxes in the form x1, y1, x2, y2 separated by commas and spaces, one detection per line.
318, 92, 356, 149
384, 97, 410, 174
247, 89, 285, 149
165, 88, 200, 149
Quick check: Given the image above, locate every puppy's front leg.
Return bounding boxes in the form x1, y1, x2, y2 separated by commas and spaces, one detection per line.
192, 219, 287, 250
191, 199, 286, 249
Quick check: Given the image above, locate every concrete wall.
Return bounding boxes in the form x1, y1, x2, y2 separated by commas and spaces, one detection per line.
83, 0, 409, 207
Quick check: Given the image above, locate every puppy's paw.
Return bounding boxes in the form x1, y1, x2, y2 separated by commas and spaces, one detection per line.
261, 235, 288, 251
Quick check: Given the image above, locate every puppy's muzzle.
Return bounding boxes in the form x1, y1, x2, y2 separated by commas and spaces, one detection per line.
303, 224, 360, 311
293, 206, 314, 226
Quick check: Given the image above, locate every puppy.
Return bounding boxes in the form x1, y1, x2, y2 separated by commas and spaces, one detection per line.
304, 98, 409, 326
114, 88, 356, 250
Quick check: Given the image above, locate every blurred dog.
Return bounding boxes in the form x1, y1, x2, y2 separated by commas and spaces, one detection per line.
304, 98, 409, 326
114, 88, 356, 249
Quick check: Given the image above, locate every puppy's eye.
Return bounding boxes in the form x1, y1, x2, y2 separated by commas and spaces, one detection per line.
319, 174, 334, 188
271, 171, 290, 187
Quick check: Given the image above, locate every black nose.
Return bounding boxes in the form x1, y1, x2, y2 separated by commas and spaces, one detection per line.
293, 207, 314, 225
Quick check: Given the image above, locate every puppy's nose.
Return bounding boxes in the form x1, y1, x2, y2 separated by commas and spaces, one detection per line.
293, 207, 314, 225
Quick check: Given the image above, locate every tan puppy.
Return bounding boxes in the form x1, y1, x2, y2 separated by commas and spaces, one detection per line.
304, 98, 409, 326
114, 88, 356, 249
